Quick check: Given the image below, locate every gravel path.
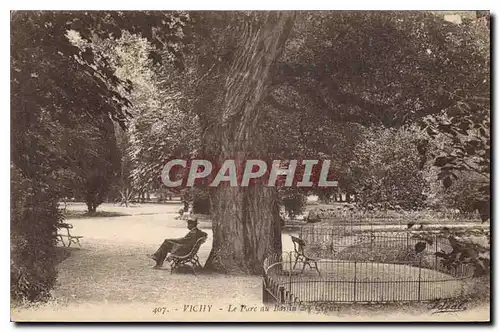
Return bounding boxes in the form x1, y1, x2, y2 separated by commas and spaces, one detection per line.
12, 203, 285, 321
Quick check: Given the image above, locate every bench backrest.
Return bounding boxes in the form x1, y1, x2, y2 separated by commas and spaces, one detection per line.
177, 236, 207, 259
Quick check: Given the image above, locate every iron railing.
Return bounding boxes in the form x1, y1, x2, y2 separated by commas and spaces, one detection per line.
263, 252, 475, 305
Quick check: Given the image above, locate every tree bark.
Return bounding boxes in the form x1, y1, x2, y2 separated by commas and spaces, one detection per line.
202, 12, 295, 274
86, 202, 97, 213
207, 183, 282, 273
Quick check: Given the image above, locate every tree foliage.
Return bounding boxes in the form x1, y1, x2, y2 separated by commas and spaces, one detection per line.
417, 15, 490, 219
11, 165, 62, 303
118, 11, 490, 213
350, 126, 428, 210
273, 11, 488, 127
10, 10, 190, 301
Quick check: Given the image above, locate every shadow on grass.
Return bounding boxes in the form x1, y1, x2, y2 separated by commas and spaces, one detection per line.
63, 211, 130, 219
465, 275, 491, 308
54, 246, 81, 265
150, 265, 226, 276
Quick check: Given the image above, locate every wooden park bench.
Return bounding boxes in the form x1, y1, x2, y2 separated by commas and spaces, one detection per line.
290, 235, 320, 275
168, 236, 207, 275
56, 222, 83, 247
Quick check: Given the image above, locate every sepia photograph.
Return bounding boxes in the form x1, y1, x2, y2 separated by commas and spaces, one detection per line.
9, 7, 491, 323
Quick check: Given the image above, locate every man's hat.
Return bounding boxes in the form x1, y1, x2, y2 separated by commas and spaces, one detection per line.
187, 216, 198, 224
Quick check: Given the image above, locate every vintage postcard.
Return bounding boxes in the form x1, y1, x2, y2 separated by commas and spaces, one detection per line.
10, 9, 491, 322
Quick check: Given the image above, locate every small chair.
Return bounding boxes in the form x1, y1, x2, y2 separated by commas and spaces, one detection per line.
290, 235, 320, 275
169, 236, 207, 275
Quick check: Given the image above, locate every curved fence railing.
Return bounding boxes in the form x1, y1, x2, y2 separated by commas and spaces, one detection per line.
263, 251, 475, 305
263, 223, 486, 305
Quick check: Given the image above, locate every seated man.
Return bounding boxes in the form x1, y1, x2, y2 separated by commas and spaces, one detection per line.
147, 217, 207, 269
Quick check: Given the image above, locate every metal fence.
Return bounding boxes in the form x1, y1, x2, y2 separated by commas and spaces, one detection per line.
263, 252, 475, 305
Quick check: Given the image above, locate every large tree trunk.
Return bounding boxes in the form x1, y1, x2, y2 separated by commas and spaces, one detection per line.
207, 183, 282, 273
202, 12, 295, 274
86, 201, 97, 213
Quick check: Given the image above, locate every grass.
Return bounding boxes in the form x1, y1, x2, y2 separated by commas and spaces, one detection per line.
302, 202, 484, 225
332, 243, 418, 262
307, 240, 441, 272
465, 275, 491, 306
312, 217, 483, 226
63, 210, 130, 219
54, 246, 73, 265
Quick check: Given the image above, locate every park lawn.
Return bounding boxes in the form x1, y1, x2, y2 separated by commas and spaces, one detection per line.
63, 210, 130, 219
62, 202, 182, 216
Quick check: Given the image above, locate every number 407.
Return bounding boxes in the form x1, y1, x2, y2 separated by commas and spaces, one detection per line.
152, 307, 167, 314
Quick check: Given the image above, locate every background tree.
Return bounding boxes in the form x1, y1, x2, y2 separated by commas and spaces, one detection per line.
350, 126, 428, 210
65, 116, 120, 212
271, 11, 487, 127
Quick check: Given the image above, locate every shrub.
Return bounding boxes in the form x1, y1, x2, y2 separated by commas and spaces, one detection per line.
11, 165, 63, 303
441, 172, 490, 221
281, 193, 307, 219
192, 187, 211, 215
334, 243, 424, 264
352, 127, 429, 210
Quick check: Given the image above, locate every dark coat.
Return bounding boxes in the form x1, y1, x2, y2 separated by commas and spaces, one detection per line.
170, 227, 207, 256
